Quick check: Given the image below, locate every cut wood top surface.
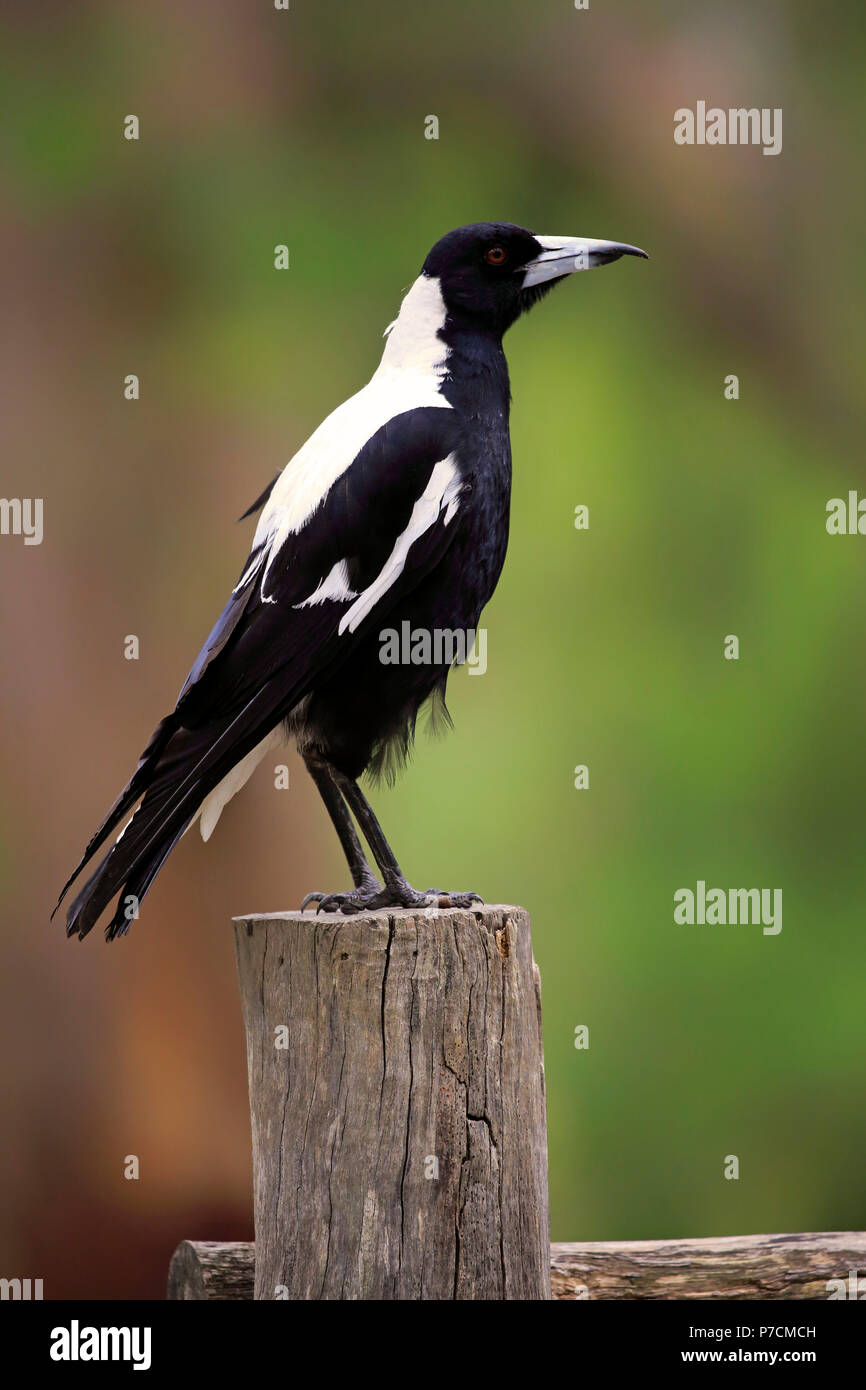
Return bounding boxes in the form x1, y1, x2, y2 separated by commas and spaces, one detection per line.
232, 904, 524, 924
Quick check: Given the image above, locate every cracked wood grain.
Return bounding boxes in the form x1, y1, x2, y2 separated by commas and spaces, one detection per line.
232, 905, 551, 1300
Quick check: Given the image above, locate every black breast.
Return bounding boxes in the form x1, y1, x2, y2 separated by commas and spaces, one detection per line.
303, 339, 513, 780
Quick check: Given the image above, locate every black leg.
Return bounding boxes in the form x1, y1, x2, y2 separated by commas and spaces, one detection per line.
301, 754, 380, 911
333, 769, 483, 913
333, 772, 403, 886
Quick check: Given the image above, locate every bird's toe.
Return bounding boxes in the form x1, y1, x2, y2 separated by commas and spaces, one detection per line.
301, 886, 381, 915
422, 889, 483, 908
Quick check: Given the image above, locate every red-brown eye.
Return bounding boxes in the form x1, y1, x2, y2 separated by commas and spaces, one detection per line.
485, 246, 508, 266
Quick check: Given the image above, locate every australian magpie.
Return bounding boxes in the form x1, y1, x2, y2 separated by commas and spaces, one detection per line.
55, 221, 646, 939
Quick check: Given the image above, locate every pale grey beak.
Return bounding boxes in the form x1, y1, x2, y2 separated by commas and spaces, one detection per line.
522, 234, 649, 288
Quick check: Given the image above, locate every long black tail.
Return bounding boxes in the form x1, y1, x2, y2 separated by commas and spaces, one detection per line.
54, 693, 286, 941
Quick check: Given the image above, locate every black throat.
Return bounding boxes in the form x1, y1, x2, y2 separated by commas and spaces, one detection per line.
436, 318, 511, 420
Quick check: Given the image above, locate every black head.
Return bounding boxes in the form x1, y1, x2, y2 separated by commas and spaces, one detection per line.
421, 221, 647, 337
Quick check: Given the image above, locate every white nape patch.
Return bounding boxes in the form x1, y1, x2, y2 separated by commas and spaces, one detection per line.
251, 275, 452, 597
374, 274, 449, 379
294, 559, 357, 608
338, 455, 461, 636
198, 727, 283, 843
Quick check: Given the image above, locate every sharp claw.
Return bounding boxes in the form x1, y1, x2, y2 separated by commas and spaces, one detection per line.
301, 892, 325, 912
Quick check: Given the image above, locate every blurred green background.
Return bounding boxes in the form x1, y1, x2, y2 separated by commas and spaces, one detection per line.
1, 0, 865, 1297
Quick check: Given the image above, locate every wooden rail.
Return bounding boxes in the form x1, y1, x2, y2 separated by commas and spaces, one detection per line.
168, 1232, 866, 1300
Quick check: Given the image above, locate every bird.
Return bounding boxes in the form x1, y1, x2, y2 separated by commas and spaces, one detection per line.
54, 221, 647, 940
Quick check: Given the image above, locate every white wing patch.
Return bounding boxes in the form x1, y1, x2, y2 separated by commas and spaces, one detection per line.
253, 274, 452, 600
294, 559, 357, 609
338, 455, 462, 636
233, 546, 266, 596
198, 726, 284, 842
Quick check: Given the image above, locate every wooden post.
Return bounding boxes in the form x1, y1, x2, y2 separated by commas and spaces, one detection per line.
232, 904, 550, 1300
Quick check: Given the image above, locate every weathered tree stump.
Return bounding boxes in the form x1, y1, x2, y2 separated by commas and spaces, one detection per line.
232, 905, 550, 1300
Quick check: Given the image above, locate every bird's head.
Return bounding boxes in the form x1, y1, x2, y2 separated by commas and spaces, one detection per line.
421, 221, 648, 337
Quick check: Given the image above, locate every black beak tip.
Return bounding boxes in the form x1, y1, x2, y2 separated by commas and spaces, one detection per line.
596, 244, 649, 268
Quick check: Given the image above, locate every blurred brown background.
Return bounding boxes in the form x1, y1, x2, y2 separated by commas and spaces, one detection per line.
2, 0, 865, 1297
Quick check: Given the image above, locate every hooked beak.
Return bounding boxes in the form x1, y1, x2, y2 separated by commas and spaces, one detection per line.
522, 235, 649, 288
